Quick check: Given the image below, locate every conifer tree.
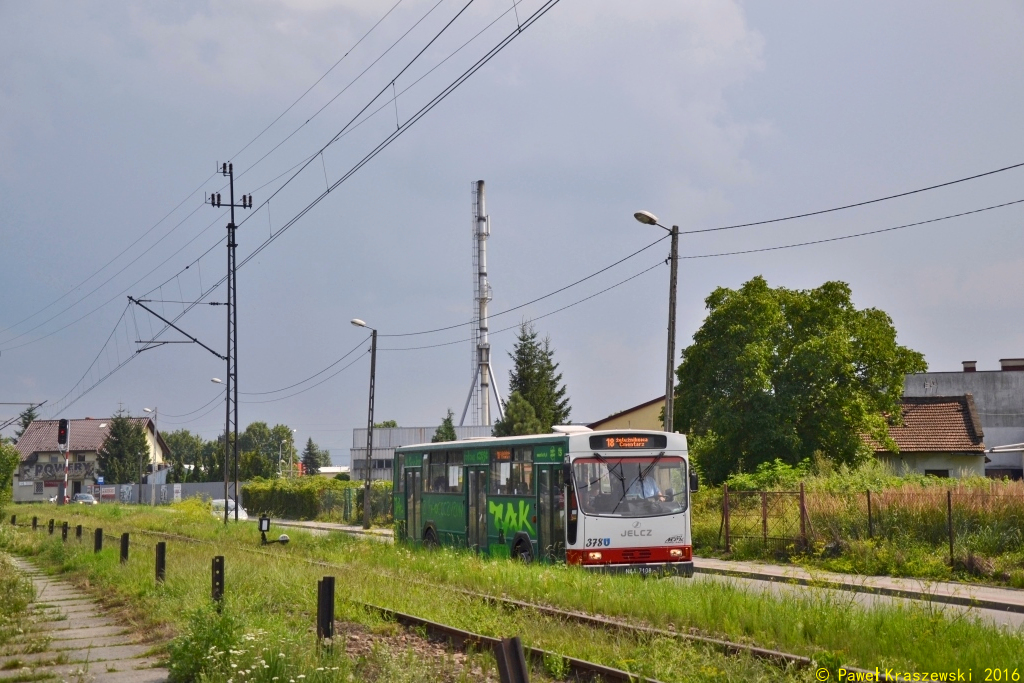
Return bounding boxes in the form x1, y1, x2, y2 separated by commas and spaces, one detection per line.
493, 392, 543, 436
432, 409, 457, 442
496, 322, 571, 433
14, 405, 38, 442
301, 437, 321, 475
97, 410, 150, 484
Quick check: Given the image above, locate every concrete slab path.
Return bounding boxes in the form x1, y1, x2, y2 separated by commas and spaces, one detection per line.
0, 555, 168, 682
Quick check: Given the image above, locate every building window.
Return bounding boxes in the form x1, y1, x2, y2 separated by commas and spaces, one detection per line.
49, 455, 58, 463
76, 454, 86, 463
34, 482, 43, 495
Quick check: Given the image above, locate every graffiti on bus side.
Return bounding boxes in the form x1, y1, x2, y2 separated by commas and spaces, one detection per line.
489, 500, 534, 536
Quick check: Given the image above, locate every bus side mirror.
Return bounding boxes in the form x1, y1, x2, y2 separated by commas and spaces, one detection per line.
689, 471, 699, 492
562, 463, 571, 482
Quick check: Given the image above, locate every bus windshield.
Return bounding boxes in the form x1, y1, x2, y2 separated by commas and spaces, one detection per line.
572, 455, 687, 517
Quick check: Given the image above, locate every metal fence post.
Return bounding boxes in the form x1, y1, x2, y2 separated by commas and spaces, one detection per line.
76, 524, 82, 540
212, 556, 225, 605
947, 490, 954, 565
723, 484, 731, 552
32, 516, 37, 530
155, 542, 166, 583
48, 519, 54, 535
61, 522, 68, 542
495, 636, 531, 683
866, 489, 873, 539
799, 482, 807, 550
317, 576, 336, 641
94, 528, 103, 552
761, 491, 768, 547
10, 515, 15, 526
120, 533, 130, 564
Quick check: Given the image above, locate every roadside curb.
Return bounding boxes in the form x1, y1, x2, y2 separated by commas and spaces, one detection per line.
692, 563, 1024, 614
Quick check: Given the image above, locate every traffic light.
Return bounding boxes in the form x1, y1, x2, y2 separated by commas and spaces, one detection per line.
57, 419, 69, 448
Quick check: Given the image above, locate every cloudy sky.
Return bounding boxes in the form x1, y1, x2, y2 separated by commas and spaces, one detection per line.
2, 1, 1022, 463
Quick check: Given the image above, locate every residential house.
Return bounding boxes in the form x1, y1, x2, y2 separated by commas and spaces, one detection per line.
864, 395, 986, 478
13, 417, 170, 503
587, 396, 665, 432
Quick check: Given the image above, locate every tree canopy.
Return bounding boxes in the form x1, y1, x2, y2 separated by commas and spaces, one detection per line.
97, 410, 150, 484
431, 409, 457, 443
675, 276, 926, 484
373, 420, 399, 429
493, 322, 570, 435
493, 391, 544, 436
0, 440, 19, 513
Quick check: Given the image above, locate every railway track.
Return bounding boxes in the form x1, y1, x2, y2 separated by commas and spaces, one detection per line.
12, 519, 898, 682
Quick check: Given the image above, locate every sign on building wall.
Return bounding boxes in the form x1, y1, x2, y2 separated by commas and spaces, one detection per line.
20, 462, 96, 481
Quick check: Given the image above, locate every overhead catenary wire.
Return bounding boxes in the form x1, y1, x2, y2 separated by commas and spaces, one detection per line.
0, 0, 434, 349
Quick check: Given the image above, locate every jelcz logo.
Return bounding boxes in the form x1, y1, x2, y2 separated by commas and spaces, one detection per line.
621, 529, 652, 537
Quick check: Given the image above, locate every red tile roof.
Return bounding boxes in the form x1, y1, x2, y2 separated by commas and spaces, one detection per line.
864, 395, 985, 454
14, 417, 168, 460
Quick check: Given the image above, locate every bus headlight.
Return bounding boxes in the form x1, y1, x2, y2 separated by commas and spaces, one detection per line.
587, 551, 602, 561
669, 548, 684, 559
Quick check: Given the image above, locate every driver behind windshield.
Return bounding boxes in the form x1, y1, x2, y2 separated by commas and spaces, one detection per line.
626, 476, 664, 501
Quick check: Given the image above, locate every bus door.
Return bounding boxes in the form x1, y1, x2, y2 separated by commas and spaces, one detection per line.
537, 465, 566, 561
405, 469, 422, 542
466, 466, 488, 552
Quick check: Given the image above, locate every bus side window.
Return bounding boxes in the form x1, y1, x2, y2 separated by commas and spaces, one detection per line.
447, 450, 464, 493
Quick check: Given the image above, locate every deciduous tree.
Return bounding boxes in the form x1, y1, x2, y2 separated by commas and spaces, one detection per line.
675, 276, 927, 484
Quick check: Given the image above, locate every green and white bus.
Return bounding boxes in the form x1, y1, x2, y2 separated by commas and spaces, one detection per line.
393, 428, 695, 575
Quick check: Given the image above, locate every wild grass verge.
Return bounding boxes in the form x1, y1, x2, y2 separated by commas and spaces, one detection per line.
4, 505, 812, 682
7, 503, 1024, 678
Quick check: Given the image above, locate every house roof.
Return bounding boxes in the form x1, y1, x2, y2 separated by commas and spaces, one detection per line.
588, 395, 665, 430
14, 417, 169, 460
865, 395, 985, 454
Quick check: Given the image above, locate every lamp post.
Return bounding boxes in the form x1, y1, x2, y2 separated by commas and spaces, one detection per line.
280, 429, 296, 477
351, 318, 377, 530
633, 210, 679, 434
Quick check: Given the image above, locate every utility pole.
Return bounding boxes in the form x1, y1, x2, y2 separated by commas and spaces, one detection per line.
207, 163, 253, 523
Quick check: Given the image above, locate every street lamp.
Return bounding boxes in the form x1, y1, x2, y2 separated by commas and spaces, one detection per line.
351, 318, 377, 530
633, 210, 679, 434
280, 429, 296, 477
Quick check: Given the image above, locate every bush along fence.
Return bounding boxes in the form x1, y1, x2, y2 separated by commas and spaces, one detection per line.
8, 515, 540, 683
693, 482, 1024, 571
242, 477, 393, 525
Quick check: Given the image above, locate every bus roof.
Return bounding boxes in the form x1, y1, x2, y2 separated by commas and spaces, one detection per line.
394, 429, 686, 453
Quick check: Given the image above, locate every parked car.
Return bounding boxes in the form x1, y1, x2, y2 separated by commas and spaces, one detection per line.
72, 493, 98, 505
211, 499, 248, 521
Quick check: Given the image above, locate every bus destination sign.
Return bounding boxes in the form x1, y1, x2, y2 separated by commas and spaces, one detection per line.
590, 434, 668, 450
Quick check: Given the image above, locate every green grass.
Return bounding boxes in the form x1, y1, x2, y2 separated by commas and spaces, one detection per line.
0, 538, 35, 648
5, 503, 1024, 680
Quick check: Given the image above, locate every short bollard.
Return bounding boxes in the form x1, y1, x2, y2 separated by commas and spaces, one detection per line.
120, 533, 130, 564
61, 522, 68, 542
76, 524, 82, 540
212, 556, 225, 604
32, 516, 38, 530
94, 528, 103, 553
155, 542, 166, 583
48, 519, 54, 535
317, 576, 336, 641
495, 636, 531, 683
